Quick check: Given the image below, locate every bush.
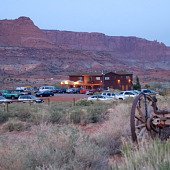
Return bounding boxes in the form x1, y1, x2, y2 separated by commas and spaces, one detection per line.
87, 104, 108, 123
69, 108, 88, 125
0, 124, 109, 170
75, 99, 94, 106
50, 108, 68, 124
116, 140, 170, 170
0, 111, 9, 123
2, 119, 31, 132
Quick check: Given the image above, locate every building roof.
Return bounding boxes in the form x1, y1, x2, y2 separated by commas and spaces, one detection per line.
69, 70, 132, 76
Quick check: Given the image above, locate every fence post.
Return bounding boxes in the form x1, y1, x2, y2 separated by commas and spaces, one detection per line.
48, 98, 50, 105
73, 98, 76, 106
6, 103, 9, 113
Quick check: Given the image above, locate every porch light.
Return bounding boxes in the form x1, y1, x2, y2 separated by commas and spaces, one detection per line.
74, 81, 79, 85
118, 79, 120, 84
128, 79, 131, 83
65, 81, 68, 84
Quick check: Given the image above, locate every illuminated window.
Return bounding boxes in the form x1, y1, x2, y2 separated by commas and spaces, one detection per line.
96, 77, 101, 80
105, 77, 110, 80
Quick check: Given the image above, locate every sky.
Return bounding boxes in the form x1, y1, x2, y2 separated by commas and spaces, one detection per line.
1, 0, 170, 46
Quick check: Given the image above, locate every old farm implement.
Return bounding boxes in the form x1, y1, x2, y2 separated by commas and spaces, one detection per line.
130, 93, 170, 143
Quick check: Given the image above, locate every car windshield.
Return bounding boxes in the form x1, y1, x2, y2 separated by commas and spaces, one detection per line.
30, 95, 37, 99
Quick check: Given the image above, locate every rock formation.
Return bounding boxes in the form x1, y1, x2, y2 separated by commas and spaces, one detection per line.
0, 17, 169, 84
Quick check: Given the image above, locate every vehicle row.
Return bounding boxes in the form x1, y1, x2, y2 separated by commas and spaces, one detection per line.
87, 89, 159, 101
0, 95, 44, 104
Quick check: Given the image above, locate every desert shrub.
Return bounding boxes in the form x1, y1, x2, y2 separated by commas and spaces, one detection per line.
0, 124, 109, 170
69, 108, 88, 125
0, 111, 9, 123
14, 111, 31, 121
28, 108, 51, 125
2, 119, 31, 132
8, 104, 35, 121
89, 103, 131, 157
114, 140, 170, 170
87, 104, 109, 123
94, 134, 122, 156
75, 99, 94, 106
69, 103, 109, 125
50, 108, 69, 124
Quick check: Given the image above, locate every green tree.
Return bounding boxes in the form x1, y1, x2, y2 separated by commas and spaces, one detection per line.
133, 76, 141, 90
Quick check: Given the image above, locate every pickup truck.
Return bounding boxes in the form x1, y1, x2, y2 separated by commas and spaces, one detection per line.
1, 90, 22, 99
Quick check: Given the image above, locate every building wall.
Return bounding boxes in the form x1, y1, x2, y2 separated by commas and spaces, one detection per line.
104, 72, 133, 90
69, 72, 133, 90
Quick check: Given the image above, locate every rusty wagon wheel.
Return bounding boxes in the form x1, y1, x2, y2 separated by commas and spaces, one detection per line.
130, 93, 159, 143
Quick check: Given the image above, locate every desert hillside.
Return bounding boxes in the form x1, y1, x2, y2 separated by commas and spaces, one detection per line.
0, 17, 170, 84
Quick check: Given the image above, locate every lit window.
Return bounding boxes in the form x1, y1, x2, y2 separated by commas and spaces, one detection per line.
105, 77, 110, 80
96, 77, 101, 80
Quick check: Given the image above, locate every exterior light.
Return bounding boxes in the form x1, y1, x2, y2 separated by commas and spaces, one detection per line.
118, 79, 120, 84
128, 79, 131, 83
65, 81, 68, 84
61, 82, 63, 85
74, 81, 79, 85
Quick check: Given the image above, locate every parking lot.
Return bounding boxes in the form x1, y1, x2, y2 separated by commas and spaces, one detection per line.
50, 93, 88, 102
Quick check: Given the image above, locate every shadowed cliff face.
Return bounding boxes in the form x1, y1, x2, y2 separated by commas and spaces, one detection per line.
0, 17, 169, 83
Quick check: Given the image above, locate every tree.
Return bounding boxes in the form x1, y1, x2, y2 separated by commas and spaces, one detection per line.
133, 76, 141, 90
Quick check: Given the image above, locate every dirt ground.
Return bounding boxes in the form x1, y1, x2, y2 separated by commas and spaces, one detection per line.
43, 94, 88, 102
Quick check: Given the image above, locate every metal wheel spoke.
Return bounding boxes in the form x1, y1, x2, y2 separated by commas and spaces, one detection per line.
137, 106, 145, 120
135, 116, 145, 123
137, 127, 146, 138
135, 123, 145, 128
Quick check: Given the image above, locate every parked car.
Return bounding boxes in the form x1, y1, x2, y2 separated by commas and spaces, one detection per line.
18, 95, 43, 103
58, 88, 67, 93
80, 89, 89, 94
141, 89, 159, 95
101, 92, 116, 98
1, 90, 21, 99
115, 91, 137, 100
39, 86, 56, 93
36, 91, 54, 97
86, 89, 95, 95
66, 88, 81, 94
0, 96, 12, 104
15, 90, 31, 95
87, 95, 113, 101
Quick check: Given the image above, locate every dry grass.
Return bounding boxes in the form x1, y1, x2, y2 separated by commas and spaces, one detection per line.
0, 94, 169, 169
0, 124, 109, 170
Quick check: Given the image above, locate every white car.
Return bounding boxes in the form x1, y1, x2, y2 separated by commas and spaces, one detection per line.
101, 92, 116, 99
18, 95, 43, 103
87, 95, 113, 101
39, 86, 56, 93
115, 91, 137, 100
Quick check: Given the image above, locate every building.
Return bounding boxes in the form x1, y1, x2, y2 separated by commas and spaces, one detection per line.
63, 71, 133, 91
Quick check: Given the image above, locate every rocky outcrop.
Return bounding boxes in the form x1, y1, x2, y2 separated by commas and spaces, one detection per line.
0, 17, 54, 48
44, 30, 166, 55
0, 17, 167, 54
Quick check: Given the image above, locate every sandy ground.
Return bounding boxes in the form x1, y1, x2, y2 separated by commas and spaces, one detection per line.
43, 93, 88, 102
